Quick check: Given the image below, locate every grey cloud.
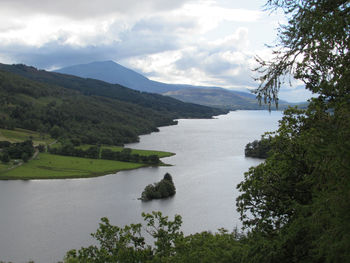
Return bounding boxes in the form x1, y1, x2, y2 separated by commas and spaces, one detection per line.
0, 14, 189, 69
0, 0, 190, 19
0, 32, 179, 70
175, 48, 252, 81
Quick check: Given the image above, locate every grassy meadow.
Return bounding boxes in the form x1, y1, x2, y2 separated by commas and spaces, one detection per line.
0, 153, 145, 180
0, 128, 55, 145
0, 128, 174, 180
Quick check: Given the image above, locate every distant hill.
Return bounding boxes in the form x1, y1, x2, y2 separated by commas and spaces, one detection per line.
55, 60, 297, 110
55, 60, 185, 93
0, 63, 226, 145
164, 88, 294, 110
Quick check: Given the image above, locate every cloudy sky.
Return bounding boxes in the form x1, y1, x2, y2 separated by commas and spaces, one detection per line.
0, 0, 312, 102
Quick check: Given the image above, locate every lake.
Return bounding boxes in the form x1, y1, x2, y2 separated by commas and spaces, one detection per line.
0, 110, 282, 263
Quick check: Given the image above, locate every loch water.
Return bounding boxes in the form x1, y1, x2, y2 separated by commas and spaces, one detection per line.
0, 110, 282, 263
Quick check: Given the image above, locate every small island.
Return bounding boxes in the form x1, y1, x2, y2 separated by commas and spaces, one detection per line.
140, 173, 176, 201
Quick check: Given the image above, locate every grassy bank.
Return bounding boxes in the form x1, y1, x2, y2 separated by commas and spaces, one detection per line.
0, 128, 55, 145
0, 128, 175, 180
0, 153, 146, 180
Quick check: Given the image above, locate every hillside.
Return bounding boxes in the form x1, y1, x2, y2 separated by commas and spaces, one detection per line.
55, 60, 294, 110
0, 63, 226, 145
55, 60, 185, 93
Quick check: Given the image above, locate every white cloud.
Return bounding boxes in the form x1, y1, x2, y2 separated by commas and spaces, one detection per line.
0, 0, 312, 101
0, 0, 190, 19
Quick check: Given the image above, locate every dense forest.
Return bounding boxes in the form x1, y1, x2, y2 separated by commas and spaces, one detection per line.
0, 66, 226, 145
61, 0, 350, 262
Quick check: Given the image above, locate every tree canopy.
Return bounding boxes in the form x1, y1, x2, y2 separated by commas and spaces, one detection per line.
237, 0, 350, 262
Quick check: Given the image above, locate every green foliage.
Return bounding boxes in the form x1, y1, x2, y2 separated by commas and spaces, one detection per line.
254, 0, 349, 108
141, 173, 176, 201
63, 212, 245, 263
64, 217, 152, 263
0, 140, 34, 161
172, 229, 246, 263
244, 135, 272, 158
237, 0, 350, 262
0, 152, 10, 163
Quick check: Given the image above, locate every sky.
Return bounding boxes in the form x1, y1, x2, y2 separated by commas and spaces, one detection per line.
0, 0, 313, 102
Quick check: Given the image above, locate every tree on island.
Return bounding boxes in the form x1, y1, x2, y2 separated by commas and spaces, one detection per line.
141, 173, 176, 201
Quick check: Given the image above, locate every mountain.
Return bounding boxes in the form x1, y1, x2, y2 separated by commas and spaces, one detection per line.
55, 60, 181, 93
0, 63, 226, 145
55, 60, 294, 110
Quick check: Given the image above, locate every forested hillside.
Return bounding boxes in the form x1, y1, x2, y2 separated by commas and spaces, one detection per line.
0, 63, 225, 118
0, 66, 226, 145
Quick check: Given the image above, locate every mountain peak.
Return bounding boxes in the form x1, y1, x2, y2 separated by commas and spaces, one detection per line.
55, 60, 152, 91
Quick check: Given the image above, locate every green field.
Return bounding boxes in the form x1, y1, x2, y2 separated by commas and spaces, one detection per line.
0, 128, 55, 145
0, 153, 145, 180
0, 128, 174, 180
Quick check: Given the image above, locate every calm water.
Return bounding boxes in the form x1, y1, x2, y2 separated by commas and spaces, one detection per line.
0, 110, 282, 263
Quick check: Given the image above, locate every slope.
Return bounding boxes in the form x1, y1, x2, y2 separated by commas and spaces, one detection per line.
0, 64, 226, 145
55, 60, 294, 110
164, 88, 293, 110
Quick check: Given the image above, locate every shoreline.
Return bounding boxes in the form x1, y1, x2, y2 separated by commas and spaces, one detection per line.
0, 152, 175, 180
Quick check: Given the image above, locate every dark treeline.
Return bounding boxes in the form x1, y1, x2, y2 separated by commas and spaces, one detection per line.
244, 135, 272, 158
101, 148, 160, 165
48, 145, 160, 165
0, 140, 34, 163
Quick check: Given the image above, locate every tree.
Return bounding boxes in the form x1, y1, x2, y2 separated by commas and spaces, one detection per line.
64, 212, 182, 263
237, 0, 350, 262
254, 0, 349, 109
244, 135, 273, 158
63, 212, 247, 263
1, 152, 10, 163
50, 125, 63, 139
21, 152, 29, 162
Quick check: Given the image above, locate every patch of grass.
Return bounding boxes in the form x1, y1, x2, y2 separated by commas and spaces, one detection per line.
0, 162, 12, 173
0, 128, 55, 145
0, 153, 145, 180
